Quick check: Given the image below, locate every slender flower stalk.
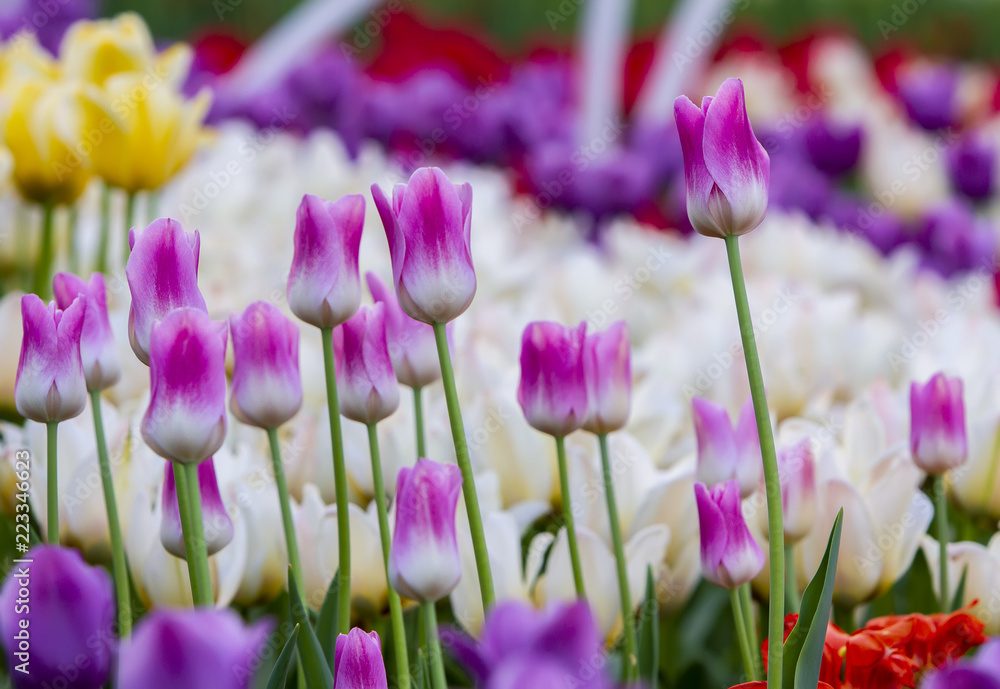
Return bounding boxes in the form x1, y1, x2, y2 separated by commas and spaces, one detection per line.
123, 191, 137, 264
46, 422, 57, 543
935, 476, 950, 612
173, 461, 213, 607
34, 202, 55, 298
739, 583, 761, 676
96, 184, 111, 274
730, 588, 758, 681
267, 427, 305, 601
598, 433, 633, 674
413, 387, 426, 458
785, 544, 799, 614
556, 436, 585, 599
422, 601, 447, 689
322, 326, 351, 632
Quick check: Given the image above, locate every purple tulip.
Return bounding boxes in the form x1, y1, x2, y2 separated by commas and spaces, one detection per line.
141, 308, 228, 464
910, 372, 967, 474
337, 303, 399, 425
673, 78, 770, 238
229, 301, 303, 429
53, 272, 121, 392
0, 545, 114, 689
517, 321, 588, 437
776, 439, 816, 543
897, 64, 958, 131
118, 608, 271, 689
160, 457, 234, 558
581, 321, 631, 434
287, 193, 365, 329
918, 201, 997, 276
948, 135, 996, 202
695, 479, 765, 590
126, 218, 207, 365
921, 638, 1000, 689
804, 115, 863, 177
692, 397, 761, 498
15, 294, 87, 423
334, 628, 388, 689
366, 272, 441, 388
390, 458, 462, 602
371, 167, 476, 324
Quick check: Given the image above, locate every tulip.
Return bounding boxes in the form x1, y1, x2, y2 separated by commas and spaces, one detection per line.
126, 218, 207, 365
804, 115, 863, 177
921, 536, 1000, 635
946, 134, 996, 202
673, 78, 770, 238
142, 307, 227, 464
53, 272, 121, 392
161, 457, 234, 558
692, 397, 762, 499
897, 63, 958, 131
517, 321, 589, 438
775, 439, 817, 544
287, 193, 364, 329
0, 545, 114, 689
338, 304, 400, 425
366, 271, 440, 389
371, 167, 475, 324
581, 320, 631, 434
695, 480, 764, 590
118, 608, 272, 689
229, 301, 303, 429
334, 628, 388, 689
910, 372, 968, 474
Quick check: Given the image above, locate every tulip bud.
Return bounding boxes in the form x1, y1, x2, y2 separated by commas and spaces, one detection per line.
338, 304, 400, 425
371, 167, 476, 324
581, 320, 631, 434
695, 480, 764, 590
517, 321, 588, 437
334, 628, 388, 689
897, 64, 958, 131
118, 608, 272, 689
0, 545, 114, 688
141, 308, 227, 464
229, 301, 303, 429
910, 372, 967, 474
53, 272, 121, 392
59, 13, 185, 86
776, 439, 817, 544
674, 78, 770, 238
126, 218, 207, 365
15, 294, 87, 423
692, 397, 761, 498
161, 458, 234, 558
366, 272, 441, 388
390, 458, 463, 602
287, 193, 364, 329
947, 134, 995, 202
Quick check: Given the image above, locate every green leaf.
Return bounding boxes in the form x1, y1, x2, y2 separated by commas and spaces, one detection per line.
266, 625, 300, 689
951, 563, 969, 612
637, 565, 660, 685
289, 569, 335, 689
782, 509, 844, 689
315, 568, 340, 670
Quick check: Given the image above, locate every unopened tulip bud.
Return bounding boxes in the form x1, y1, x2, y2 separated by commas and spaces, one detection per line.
517, 321, 588, 437
366, 272, 440, 388
338, 304, 399, 425
692, 397, 761, 498
582, 320, 631, 434
160, 457, 233, 558
53, 272, 121, 392
334, 628, 388, 689
695, 480, 764, 590
910, 372, 967, 474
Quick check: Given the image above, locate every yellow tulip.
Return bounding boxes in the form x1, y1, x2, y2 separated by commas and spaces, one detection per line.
0, 32, 60, 86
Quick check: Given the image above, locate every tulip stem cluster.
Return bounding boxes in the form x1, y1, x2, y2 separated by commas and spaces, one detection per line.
366, 423, 412, 689
90, 390, 132, 637
33, 203, 56, 299
267, 427, 306, 602
730, 588, 758, 681
723, 234, 785, 689
432, 322, 496, 608
935, 474, 950, 613
413, 386, 426, 458
556, 435, 586, 599
598, 433, 633, 674
421, 600, 447, 689
45, 421, 58, 543
321, 326, 353, 633
172, 462, 213, 607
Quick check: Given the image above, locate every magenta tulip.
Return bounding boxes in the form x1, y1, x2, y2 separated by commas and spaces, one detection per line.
910, 372, 967, 474
371, 167, 476, 324
517, 321, 588, 437
141, 308, 228, 464
15, 294, 87, 423
674, 78, 770, 238
581, 321, 631, 434
160, 457, 234, 558
695, 479, 765, 590
338, 303, 400, 425
53, 272, 121, 392
287, 193, 364, 329
126, 218, 207, 365
692, 396, 761, 498
334, 628, 388, 689
366, 272, 441, 388
390, 458, 463, 602
229, 301, 303, 429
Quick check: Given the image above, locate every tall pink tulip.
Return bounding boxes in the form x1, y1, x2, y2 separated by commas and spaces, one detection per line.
160, 458, 233, 558
334, 629, 388, 689
366, 272, 441, 389
695, 480, 764, 590
692, 397, 762, 498
53, 272, 120, 392
911, 372, 967, 474
581, 321, 631, 434
517, 321, 588, 437
338, 304, 400, 425
371, 167, 475, 324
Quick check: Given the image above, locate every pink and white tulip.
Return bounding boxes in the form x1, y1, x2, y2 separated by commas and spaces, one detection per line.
287, 193, 364, 329
517, 321, 588, 437
160, 457, 234, 558
334, 628, 388, 689
390, 458, 463, 602
371, 167, 475, 325
674, 78, 770, 238
53, 272, 121, 392
126, 218, 207, 365
15, 294, 87, 423
776, 439, 817, 544
692, 397, 762, 498
229, 301, 302, 429
910, 372, 967, 474
582, 321, 631, 434
695, 479, 765, 590
337, 304, 400, 425
141, 308, 228, 465
366, 272, 441, 389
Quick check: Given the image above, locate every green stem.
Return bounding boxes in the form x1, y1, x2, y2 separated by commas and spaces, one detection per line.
321, 327, 352, 633
935, 474, 950, 613
432, 322, 495, 608
96, 184, 111, 275
267, 427, 305, 602
173, 462, 213, 607
739, 583, 761, 679
413, 386, 426, 459
33, 203, 56, 298
724, 234, 783, 689
367, 424, 411, 689
46, 422, 57, 544
785, 543, 799, 615
833, 603, 855, 633
148, 190, 160, 220
90, 391, 131, 637
123, 191, 137, 266
422, 601, 447, 689
598, 433, 634, 678
731, 588, 759, 682
556, 435, 586, 599
66, 207, 79, 274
